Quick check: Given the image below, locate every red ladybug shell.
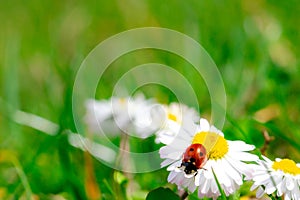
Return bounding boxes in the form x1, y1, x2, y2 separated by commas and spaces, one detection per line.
181, 143, 208, 174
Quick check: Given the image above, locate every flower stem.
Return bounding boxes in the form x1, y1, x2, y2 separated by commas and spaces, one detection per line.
260, 130, 274, 156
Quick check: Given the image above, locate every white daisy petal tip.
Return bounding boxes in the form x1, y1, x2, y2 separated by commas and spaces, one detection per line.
199, 118, 210, 131
248, 144, 256, 151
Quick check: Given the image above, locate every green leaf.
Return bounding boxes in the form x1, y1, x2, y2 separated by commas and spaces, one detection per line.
146, 187, 180, 200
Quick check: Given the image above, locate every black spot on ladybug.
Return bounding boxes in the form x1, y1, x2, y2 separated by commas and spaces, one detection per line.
189, 148, 194, 151
199, 152, 203, 156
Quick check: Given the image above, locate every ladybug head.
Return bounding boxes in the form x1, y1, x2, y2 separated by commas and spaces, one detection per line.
181, 160, 198, 174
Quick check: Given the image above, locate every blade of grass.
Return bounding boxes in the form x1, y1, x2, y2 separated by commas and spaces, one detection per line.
103, 179, 115, 195
211, 167, 227, 200
2, 34, 21, 147
0, 150, 32, 199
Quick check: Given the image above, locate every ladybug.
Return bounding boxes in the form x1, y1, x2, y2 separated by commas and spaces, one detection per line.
180, 143, 208, 175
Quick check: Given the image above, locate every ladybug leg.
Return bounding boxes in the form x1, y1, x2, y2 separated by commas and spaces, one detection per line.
194, 171, 198, 177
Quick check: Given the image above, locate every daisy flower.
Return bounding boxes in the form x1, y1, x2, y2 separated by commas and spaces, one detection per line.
251, 156, 300, 200
155, 102, 199, 145
159, 118, 258, 199
84, 94, 159, 138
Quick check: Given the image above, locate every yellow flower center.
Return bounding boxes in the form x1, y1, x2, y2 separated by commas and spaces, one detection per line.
168, 113, 178, 122
272, 159, 300, 175
119, 98, 126, 104
192, 131, 228, 160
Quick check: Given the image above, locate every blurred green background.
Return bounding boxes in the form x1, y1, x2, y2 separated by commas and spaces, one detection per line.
1, 0, 300, 199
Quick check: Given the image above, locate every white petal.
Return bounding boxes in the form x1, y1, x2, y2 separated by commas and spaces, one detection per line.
256, 186, 265, 198
228, 151, 258, 162
181, 119, 198, 133
176, 128, 194, 142
187, 179, 197, 192
173, 171, 186, 186
169, 137, 191, 149
194, 173, 200, 186
276, 181, 283, 196
86, 99, 112, 120
225, 156, 255, 178
273, 174, 283, 188
159, 146, 182, 159
227, 140, 255, 151
291, 182, 300, 199
167, 170, 178, 182
203, 161, 214, 180
286, 176, 295, 191
265, 182, 276, 194
281, 176, 287, 194
285, 194, 291, 200
156, 133, 176, 145
222, 157, 242, 185
174, 167, 182, 172
197, 189, 205, 199
253, 173, 271, 184
199, 118, 210, 131
167, 160, 182, 171
211, 178, 219, 193
252, 166, 269, 176
184, 173, 195, 179
161, 158, 176, 168
250, 183, 259, 191
198, 171, 206, 186
223, 181, 235, 195
262, 155, 274, 164
201, 178, 210, 194
212, 160, 231, 187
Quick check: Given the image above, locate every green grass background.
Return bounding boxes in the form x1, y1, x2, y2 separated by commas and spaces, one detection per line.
1, 0, 300, 199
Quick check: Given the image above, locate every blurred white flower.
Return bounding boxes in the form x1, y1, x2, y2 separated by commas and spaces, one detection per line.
251, 156, 300, 200
159, 118, 258, 199
85, 99, 112, 133
155, 103, 199, 145
84, 94, 159, 138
